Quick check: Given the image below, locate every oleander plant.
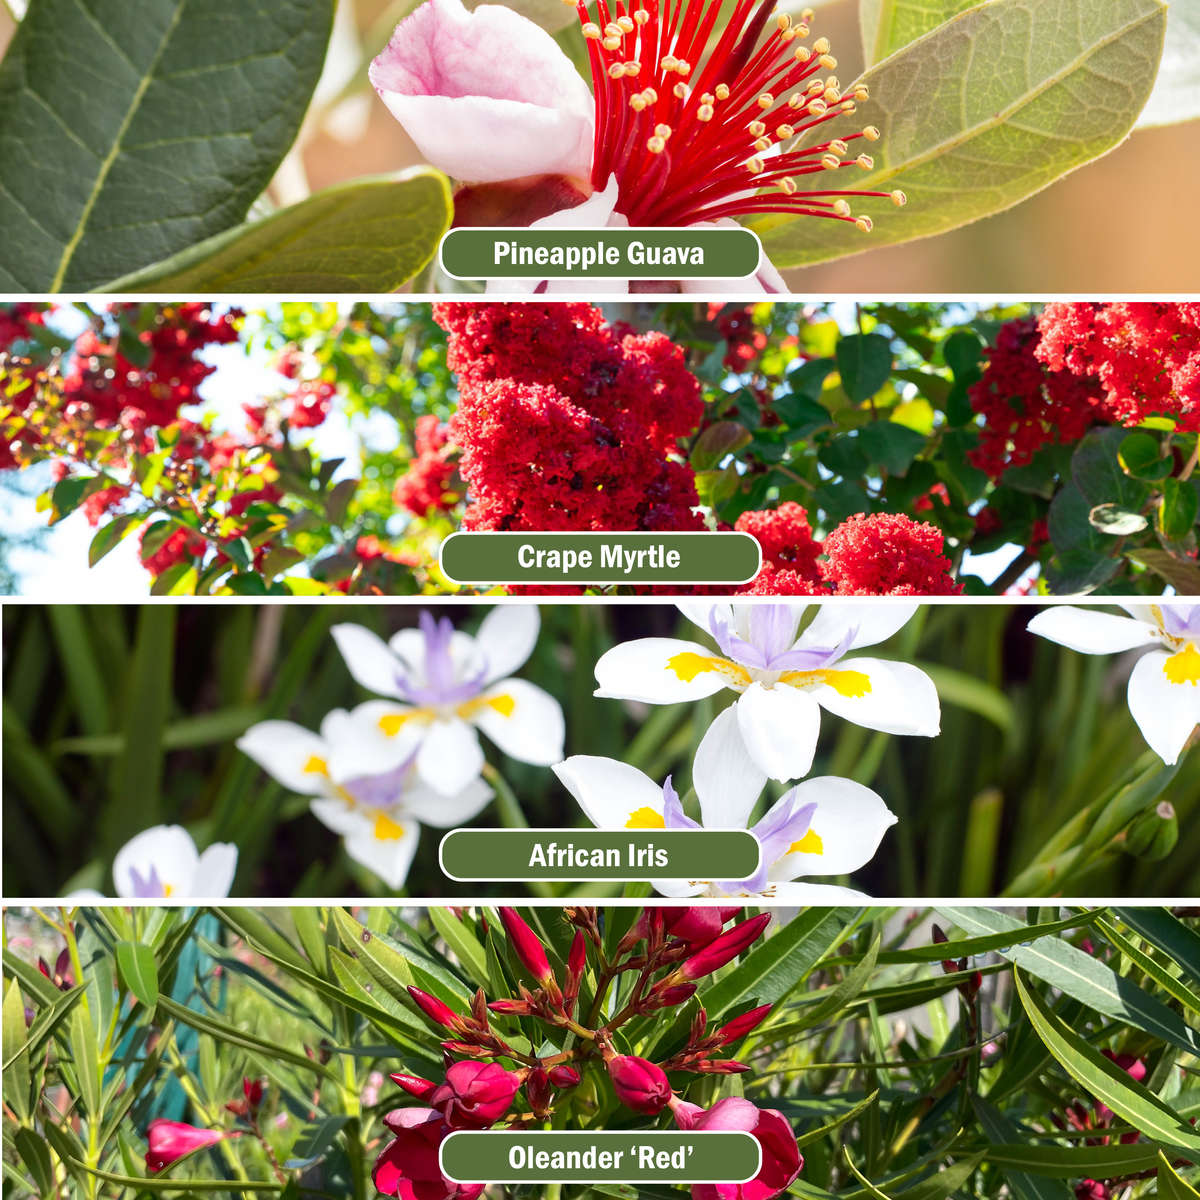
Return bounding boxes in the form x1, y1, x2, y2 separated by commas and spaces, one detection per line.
2, 300, 1199, 597
3, 905, 1200, 1199
3, 603, 1197, 900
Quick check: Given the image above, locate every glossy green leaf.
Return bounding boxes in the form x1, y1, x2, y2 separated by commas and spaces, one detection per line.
971, 1097, 1069, 1199
758, 0, 1166, 268
3, 978, 31, 1122
429, 908, 489, 988
692, 421, 755, 470
941, 907, 1200, 1057
0, 0, 333, 291
1137, 2, 1200, 127
1113, 907, 1200, 984
1157, 1150, 1200, 1198
67, 1004, 101, 1119
859, 0, 980, 65
13, 1128, 54, 1196
103, 172, 453, 292
1158, 477, 1199, 539
73, 1161, 284, 1192
1126, 547, 1200, 593
837, 334, 893, 403
115, 941, 159, 1009
979, 1135, 1160, 1178
1014, 972, 1200, 1152
1118, 431, 1173, 480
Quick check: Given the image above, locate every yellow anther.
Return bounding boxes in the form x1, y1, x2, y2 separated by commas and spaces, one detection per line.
604, 21, 623, 36
854, 85, 870, 101
697, 104, 714, 121
829, 138, 848, 154
660, 53, 678, 70
795, 21, 809, 36
654, 122, 672, 138
582, 21, 602, 36
793, 45, 811, 62
748, 119, 767, 137
855, 215, 874, 231
747, 155, 765, 173
891, 190, 907, 206
802, 7, 814, 20
776, 12, 791, 30
819, 54, 837, 69
863, 125, 880, 141
824, 75, 840, 91
715, 83, 730, 100
757, 92, 774, 108
634, 7, 650, 21
630, 93, 647, 111
676, 59, 692, 75
608, 62, 626, 78
625, 60, 641, 75
642, 87, 658, 103
821, 152, 841, 169
788, 92, 803, 108
807, 79, 825, 94
856, 153, 874, 169
754, 136, 771, 151
832, 198, 851, 216
617, 15, 634, 31
603, 35, 621, 49
647, 134, 667, 153
673, 81, 689, 98
840, 99, 856, 112
813, 36, 830, 52
776, 122, 794, 138
778, 177, 798, 194
808, 99, 827, 115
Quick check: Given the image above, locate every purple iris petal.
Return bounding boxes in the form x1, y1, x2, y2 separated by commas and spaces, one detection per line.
393, 611, 489, 707
127, 864, 168, 898
715, 789, 818, 895
1160, 605, 1200, 639
340, 752, 418, 809
661, 777, 701, 830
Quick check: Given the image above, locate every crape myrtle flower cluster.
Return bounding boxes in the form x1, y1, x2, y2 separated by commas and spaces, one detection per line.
394, 413, 463, 517
558, 602, 938, 897
369, 0, 906, 290
238, 607, 564, 888
374, 907, 801, 1200
969, 302, 1200, 479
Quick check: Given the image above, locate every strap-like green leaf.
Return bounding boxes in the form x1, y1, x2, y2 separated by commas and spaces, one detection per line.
115, 940, 159, 1009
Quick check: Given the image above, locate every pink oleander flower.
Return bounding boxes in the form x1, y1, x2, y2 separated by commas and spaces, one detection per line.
636, 906, 744, 949
144, 1120, 229, 1173
374, 1108, 486, 1200
370, 0, 904, 291
549, 1064, 581, 1088
673, 1097, 801, 1200
608, 1054, 673, 1114
429, 1061, 521, 1129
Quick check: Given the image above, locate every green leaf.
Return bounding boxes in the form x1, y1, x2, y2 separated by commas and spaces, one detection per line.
3, 978, 31, 1122
115, 941, 159, 1009
916, 663, 1014, 733
1137, 1, 1200, 127
1118, 431, 1173, 480
971, 1097, 1069, 1199
1126, 547, 1200, 593
1089, 503, 1148, 535
757, 0, 1166, 268
285, 1115, 350, 1170
941, 907, 1200, 1057
1158, 477, 1199, 540
1157, 1150, 1200, 1198
1113, 907, 1200, 984
1014, 971, 1200, 1153
1072, 426, 1152, 509
0, 0, 334, 291
859, 0, 980, 65
103, 171, 454, 292
429, 908, 490, 988
794, 1090, 879, 1149
88, 512, 146, 567
72, 1161, 284, 1192
67, 1003, 102, 1119
978, 1137, 1160, 1179
836, 334, 893, 403
14, 1128, 55, 1196
691, 421, 754, 470
858, 422, 926, 475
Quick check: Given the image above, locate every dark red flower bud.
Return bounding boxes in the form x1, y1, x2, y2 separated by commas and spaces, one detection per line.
242, 1077, 264, 1112
650, 983, 698, 1009
715, 1004, 772, 1045
391, 1072, 438, 1100
526, 1067, 551, 1113
548, 1065, 580, 1088
409, 986, 462, 1030
487, 998, 533, 1016
499, 908, 554, 984
607, 1055, 672, 1115
693, 1059, 751, 1074
679, 913, 771, 980
429, 1061, 520, 1130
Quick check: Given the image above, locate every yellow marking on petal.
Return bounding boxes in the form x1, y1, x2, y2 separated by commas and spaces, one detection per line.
666, 652, 752, 688
163, 883, 175, 897
788, 829, 823, 855
1164, 643, 1200, 685
374, 812, 405, 841
304, 754, 329, 776
379, 712, 415, 737
779, 668, 872, 698
626, 807, 665, 829
458, 693, 517, 720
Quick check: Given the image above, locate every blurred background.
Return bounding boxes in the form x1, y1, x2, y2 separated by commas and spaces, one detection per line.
3, 601, 1197, 899
2, 0, 1195, 292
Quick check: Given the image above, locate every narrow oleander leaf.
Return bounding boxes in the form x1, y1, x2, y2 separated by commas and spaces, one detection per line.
101, 172, 453, 293
115, 941, 159, 1009
1157, 1150, 1200, 1198
972, 1097, 1070, 1199
1113, 907, 1200, 985
0, 0, 333, 291
1014, 972, 1200, 1153
758, 0, 1166, 268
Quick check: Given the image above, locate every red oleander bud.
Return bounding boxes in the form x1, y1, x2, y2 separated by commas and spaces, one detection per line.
391, 1072, 438, 1100
526, 1067, 551, 1113
470, 988, 490, 1028
499, 908, 554, 984
694, 1059, 752, 1074
715, 1004, 772, 1045
440, 1041, 493, 1058
145, 1121, 230, 1173
649, 983, 698, 1009
607, 1055, 672, 1115
679, 913, 771, 980
243, 1077, 264, 1112
429, 1062, 520, 1129
408, 986, 462, 1030
487, 998, 533, 1016
549, 1065, 580, 1088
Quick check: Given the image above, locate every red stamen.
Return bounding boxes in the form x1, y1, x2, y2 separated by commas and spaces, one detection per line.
576, 0, 906, 228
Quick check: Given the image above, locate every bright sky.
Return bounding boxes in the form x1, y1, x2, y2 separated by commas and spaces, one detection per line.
3, 306, 1015, 596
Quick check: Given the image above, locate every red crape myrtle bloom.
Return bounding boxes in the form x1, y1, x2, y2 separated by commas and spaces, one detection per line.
434, 302, 705, 533
1036, 302, 1200, 432
735, 501, 823, 585
967, 315, 1102, 479
394, 414, 459, 517
821, 512, 961, 595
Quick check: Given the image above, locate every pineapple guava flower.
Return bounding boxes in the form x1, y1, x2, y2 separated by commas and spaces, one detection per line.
1027, 603, 1200, 765
370, 0, 904, 291
594, 602, 940, 780
238, 710, 491, 889
331, 607, 565, 797
554, 707, 896, 899
72, 825, 238, 900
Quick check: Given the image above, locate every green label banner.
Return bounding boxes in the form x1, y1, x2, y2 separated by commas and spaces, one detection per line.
439, 532, 761, 585
440, 1131, 761, 1183
440, 829, 760, 881
440, 227, 762, 279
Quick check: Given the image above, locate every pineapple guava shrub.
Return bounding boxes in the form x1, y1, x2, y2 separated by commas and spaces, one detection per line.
3, 301, 1198, 596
